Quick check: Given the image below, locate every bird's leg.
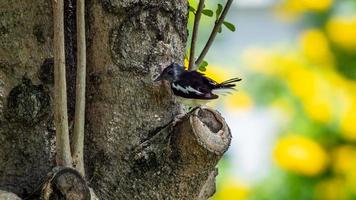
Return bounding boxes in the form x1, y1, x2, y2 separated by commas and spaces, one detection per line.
188, 106, 202, 119
172, 105, 204, 126
172, 113, 187, 126
171, 104, 189, 126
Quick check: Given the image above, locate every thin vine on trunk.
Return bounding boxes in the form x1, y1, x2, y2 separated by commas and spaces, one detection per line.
53, 0, 72, 167
72, 0, 87, 177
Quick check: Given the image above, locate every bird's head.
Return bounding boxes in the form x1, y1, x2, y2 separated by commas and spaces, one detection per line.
154, 63, 184, 83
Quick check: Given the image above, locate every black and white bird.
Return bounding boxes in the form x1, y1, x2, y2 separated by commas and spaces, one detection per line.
154, 63, 242, 107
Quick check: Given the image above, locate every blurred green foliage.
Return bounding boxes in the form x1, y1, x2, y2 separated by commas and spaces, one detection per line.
211, 0, 356, 199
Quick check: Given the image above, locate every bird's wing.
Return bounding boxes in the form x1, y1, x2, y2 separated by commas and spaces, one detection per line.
190, 71, 219, 89
188, 71, 240, 96
171, 71, 218, 100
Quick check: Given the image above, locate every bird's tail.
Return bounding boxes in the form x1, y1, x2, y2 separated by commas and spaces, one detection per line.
212, 78, 242, 96
216, 77, 242, 89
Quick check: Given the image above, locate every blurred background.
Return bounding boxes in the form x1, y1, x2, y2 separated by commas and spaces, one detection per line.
187, 0, 356, 199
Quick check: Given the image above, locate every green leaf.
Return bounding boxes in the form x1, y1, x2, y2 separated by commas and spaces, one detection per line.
188, 0, 197, 7
199, 67, 207, 72
202, 9, 213, 17
189, 6, 196, 13
199, 61, 208, 72
200, 60, 208, 67
216, 4, 223, 20
223, 21, 236, 32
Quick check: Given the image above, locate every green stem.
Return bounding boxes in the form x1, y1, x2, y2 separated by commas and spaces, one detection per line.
195, 0, 234, 67
188, 0, 205, 71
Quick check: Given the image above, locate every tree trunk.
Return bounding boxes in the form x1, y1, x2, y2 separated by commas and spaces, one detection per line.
0, 0, 232, 199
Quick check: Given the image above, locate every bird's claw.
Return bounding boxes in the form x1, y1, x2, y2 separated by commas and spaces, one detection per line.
172, 113, 187, 126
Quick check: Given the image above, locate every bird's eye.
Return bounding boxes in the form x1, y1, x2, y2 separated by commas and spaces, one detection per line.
167, 69, 173, 75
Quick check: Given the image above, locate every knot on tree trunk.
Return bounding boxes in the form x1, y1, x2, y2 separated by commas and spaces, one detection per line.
41, 167, 91, 200
133, 106, 231, 168
190, 107, 231, 155
170, 107, 231, 173
131, 106, 231, 199
170, 106, 231, 199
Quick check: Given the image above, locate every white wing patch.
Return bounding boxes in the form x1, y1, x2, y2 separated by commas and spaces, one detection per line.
187, 86, 203, 94
172, 83, 188, 94
172, 83, 203, 95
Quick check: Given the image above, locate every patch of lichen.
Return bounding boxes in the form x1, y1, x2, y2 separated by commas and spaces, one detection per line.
6, 77, 50, 126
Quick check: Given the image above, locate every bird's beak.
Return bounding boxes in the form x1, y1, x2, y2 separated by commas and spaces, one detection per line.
154, 75, 163, 82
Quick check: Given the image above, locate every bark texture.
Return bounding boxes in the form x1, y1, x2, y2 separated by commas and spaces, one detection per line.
0, 0, 55, 196
0, 0, 232, 199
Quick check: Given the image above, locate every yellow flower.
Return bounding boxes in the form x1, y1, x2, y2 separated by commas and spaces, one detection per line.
213, 180, 249, 200
299, 29, 334, 65
303, 95, 333, 124
332, 145, 356, 174
314, 178, 347, 200
300, 0, 333, 12
204, 66, 231, 83
327, 16, 356, 51
340, 101, 356, 141
277, 0, 333, 16
333, 153, 356, 196
286, 66, 316, 100
273, 135, 328, 176
225, 91, 253, 111
287, 67, 334, 123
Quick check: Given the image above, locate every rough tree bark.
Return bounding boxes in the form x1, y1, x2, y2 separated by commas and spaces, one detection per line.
0, 0, 232, 199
